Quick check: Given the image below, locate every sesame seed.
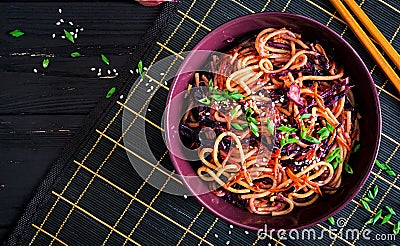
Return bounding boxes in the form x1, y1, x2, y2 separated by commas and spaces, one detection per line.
107, 70, 111, 75
91, 67, 96, 71
61, 35, 65, 39
74, 34, 78, 39
148, 108, 152, 111
135, 68, 138, 73
229, 225, 233, 229
75, 28, 79, 33
146, 89, 151, 93
60, 18, 64, 23
98, 68, 102, 72
56, 22, 61, 26
150, 86, 154, 90
245, 231, 249, 234
214, 234, 218, 238
145, 83, 149, 86
226, 241, 230, 245
228, 230, 232, 235
149, 79, 153, 83
129, 70, 134, 74
160, 72, 165, 76
183, 195, 187, 199
52, 34, 56, 38
80, 28, 84, 31
139, 78, 143, 82
164, 81, 168, 85
70, 32, 74, 35
115, 73, 119, 76
58, 8, 62, 14
113, 68, 117, 73
69, 21, 74, 26
97, 72, 101, 76
143, 67, 148, 71
33, 68, 38, 73
119, 95, 124, 99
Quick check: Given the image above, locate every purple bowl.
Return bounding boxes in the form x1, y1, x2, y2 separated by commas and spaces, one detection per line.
165, 12, 381, 231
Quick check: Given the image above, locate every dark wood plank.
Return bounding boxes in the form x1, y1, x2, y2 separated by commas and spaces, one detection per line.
0, 2, 163, 242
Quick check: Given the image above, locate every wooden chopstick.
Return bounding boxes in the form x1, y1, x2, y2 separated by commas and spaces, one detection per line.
330, 0, 400, 93
342, 0, 400, 69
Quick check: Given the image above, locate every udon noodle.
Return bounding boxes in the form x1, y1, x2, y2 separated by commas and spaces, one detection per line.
179, 27, 359, 215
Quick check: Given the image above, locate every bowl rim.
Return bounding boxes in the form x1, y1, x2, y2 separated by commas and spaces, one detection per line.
165, 11, 382, 231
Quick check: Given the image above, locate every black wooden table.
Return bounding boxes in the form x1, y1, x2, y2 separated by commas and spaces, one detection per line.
0, 2, 163, 242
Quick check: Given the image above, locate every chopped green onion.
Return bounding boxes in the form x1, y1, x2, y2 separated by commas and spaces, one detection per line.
353, 143, 361, 152
361, 200, 370, 211
393, 221, 400, 235
249, 122, 259, 137
210, 94, 227, 102
138, 60, 144, 78
101, 54, 109, 65
317, 127, 330, 141
70, 52, 81, 57
326, 122, 334, 133
106, 87, 116, 99
241, 124, 248, 129
9, 29, 24, 37
386, 169, 396, 177
248, 116, 259, 125
386, 206, 396, 215
42, 58, 50, 69
231, 123, 244, 131
63, 29, 74, 43
327, 217, 335, 225
367, 190, 375, 200
228, 91, 245, 101
365, 217, 374, 225
303, 135, 321, 144
276, 125, 297, 133
267, 118, 274, 135
332, 156, 342, 169
326, 148, 341, 163
231, 105, 241, 117
373, 185, 378, 199
208, 78, 214, 91
362, 197, 372, 202
375, 160, 387, 170
370, 209, 382, 225
381, 214, 392, 224
300, 114, 312, 119
280, 136, 299, 148
198, 97, 210, 105
245, 108, 253, 119
344, 162, 353, 174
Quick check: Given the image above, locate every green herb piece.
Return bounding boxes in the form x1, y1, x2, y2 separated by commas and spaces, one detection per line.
344, 162, 353, 174
229, 91, 245, 101
42, 58, 49, 69
353, 143, 361, 152
393, 221, 400, 235
362, 197, 372, 202
375, 160, 387, 170
208, 78, 214, 91
106, 87, 116, 99
210, 94, 227, 102
326, 122, 335, 133
245, 108, 253, 119
365, 217, 374, 225
63, 29, 74, 43
231, 123, 244, 131
386, 169, 396, 177
9, 29, 24, 37
300, 114, 311, 119
388, 244, 396, 246
372, 209, 382, 225
241, 123, 248, 129
300, 125, 307, 139
386, 206, 396, 215
70, 52, 81, 57
231, 105, 241, 117
248, 116, 259, 125
198, 97, 210, 105
267, 118, 274, 135
381, 214, 392, 224
249, 122, 259, 137
327, 217, 335, 225
368, 190, 375, 200
280, 136, 299, 148
276, 125, 297, 133
332, 156, 343, 169
361, 200, 370, 211
373, 185, 378, 199
326, 148, 341, 163
317, 127, 330, 141
9, 29, 24, 38
138, 60, 144, 78
303, 135, 321, 144
101, 54, 109, 65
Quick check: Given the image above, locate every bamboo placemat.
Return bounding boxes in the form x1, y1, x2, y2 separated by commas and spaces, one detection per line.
7, 0, 400, 245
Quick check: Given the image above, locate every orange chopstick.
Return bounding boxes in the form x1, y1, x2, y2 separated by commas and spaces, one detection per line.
330, 0, 400, 93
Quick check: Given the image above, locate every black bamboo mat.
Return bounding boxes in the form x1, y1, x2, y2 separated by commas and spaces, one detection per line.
6, 0, 400, 245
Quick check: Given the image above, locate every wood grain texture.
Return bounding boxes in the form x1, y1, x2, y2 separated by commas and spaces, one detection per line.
0, 2, 162, 242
